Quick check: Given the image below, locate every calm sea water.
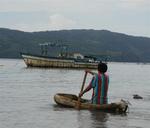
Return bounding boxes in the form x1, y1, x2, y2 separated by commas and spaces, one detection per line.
0, 59, 150, 128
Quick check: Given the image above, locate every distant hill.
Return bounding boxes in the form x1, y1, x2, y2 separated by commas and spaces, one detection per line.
0, 28, 150, 62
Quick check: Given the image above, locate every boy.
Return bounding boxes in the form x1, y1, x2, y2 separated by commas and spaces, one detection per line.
79, 62, 109, 104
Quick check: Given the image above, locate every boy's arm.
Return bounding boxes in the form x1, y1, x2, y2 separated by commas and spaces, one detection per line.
79, 77, 94, 97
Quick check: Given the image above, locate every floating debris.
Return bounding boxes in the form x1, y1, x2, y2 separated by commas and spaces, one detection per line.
133, 94, 143, 99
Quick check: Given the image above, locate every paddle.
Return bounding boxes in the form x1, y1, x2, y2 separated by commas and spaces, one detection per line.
76, 71, 88, 109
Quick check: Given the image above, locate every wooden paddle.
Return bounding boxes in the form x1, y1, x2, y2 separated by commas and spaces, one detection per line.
76, 71, 88, 109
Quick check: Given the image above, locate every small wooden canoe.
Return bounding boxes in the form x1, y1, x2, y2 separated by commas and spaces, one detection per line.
54, 93, 128, 113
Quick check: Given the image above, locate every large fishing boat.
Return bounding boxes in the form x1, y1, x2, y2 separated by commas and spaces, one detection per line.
21, 42, 107, 69
21, 42, 105, 69
21, 52, 99, 69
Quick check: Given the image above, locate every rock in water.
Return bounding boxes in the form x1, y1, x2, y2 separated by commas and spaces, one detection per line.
133, 94, 143, 99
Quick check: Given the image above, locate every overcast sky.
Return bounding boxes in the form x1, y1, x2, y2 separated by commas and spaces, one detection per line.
0, 0, 149, 37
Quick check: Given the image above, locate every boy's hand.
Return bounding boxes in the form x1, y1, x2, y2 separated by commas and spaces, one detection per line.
85, 69, 91, 73
79, 92, 83, 97
85, 69, 95, 75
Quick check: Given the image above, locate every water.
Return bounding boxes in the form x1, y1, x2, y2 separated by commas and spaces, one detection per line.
0, 59, 150, 128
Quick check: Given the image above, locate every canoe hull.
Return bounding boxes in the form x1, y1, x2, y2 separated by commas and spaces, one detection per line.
54, 93, 128, 113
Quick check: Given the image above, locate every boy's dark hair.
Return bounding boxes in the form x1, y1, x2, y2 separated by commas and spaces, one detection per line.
98, 62, 108, 73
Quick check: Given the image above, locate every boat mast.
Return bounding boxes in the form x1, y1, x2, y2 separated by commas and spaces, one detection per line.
39, 42, 69, 57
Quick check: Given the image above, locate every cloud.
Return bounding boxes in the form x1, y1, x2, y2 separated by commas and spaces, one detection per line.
120, 0, 148, 3
119, 0, 150, 9
0, 0, 149, 36
0, 0, 83, 12
49, 14, 77, 30
0, 0, 149, 13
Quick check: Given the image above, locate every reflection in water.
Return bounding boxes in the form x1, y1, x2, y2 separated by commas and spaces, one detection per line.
77, 111, 109, 128
90, 111, 109, 128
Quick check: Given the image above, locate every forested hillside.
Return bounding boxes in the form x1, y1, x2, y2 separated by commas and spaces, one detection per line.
0, 28, 150, 62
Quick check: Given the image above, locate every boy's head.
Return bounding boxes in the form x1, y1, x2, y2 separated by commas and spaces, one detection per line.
98, 62, 108, 73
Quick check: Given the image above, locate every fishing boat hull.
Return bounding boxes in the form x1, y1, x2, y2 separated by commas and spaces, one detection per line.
54, 93, 128, 113
21, 53, 98, 69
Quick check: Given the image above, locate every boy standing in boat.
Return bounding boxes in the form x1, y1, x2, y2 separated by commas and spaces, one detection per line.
79, 62, 109, 104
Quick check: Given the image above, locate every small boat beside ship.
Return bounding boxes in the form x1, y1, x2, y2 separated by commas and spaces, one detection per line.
54, 93, 128, 113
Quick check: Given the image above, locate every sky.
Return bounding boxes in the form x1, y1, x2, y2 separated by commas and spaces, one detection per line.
0, 0, 149, 37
